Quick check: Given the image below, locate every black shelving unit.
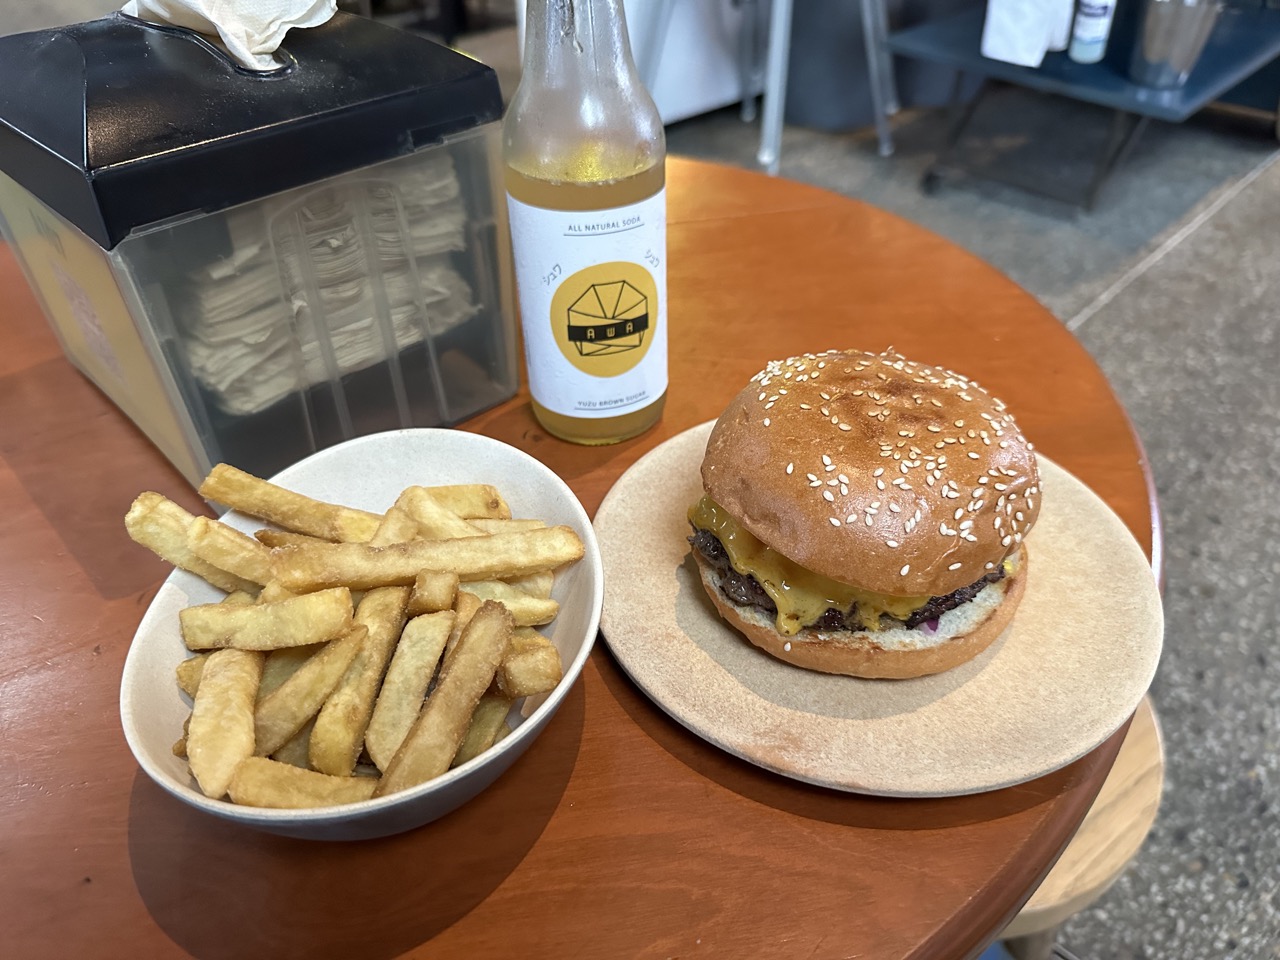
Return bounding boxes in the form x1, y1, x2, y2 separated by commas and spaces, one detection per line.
885, 5, 1280, 207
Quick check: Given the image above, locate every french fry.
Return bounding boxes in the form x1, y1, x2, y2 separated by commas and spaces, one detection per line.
257, 581, 297, 604
254, 529, 326, 550
200, 463, 382, 543
493, 721, 513, 744
257, 644, 322, 700
125, 492, 258, 594
495, 629, 564, 699
224, 590, 257, 606
468, 518, 546, 535
186, 516, 274, 585
396, 487, 485, 540
364, 611, 454, 770
175, 653, 210, 698
254, 626, 367, 757
460, 580, 559, 627
179, 587, 353, 651
442, 591, 484, 667
408, 484, 511, 520
375, 601, 514, 796
173, 714, 192, 757
452, 693, 514, 767
228, 757, 378, 808
504, 570, 555, 599
406, 570, 459, 617
272, 718, 314, 769
369, 504, 422, 547
270, 526, 585, 592
187, 648, 264, 798
309, 587, 411, 777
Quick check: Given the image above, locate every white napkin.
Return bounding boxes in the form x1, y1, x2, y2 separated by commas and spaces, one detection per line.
980, 0, 1053, 67
122, 0, 336, 71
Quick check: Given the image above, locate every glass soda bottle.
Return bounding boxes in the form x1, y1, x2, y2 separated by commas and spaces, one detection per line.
503, 0, 667, 445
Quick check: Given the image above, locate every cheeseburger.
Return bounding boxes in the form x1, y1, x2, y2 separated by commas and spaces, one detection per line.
688, 349, 1040, 679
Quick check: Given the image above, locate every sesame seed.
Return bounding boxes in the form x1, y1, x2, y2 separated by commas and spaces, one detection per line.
900, 564, 910, 576
876, 480, 886, 490
830, 518, 841, 527
800, 403, 811, 410
865, 515, 874, 526
1002, 534, 1013, 546
873, 467, 884, 477
985, 561, 995, 570
786, 463, 794, 474
886, 540, 899, 548
823, 490, 834, 502
888, 503, 901, 513
967, 451, 980, 459
763, 418, 771, 426
807, 473, 818, 481
784, 642, 792, 652
822, 455, 832, 466
948, 562, 962, 571
954, 508, 964, 520
839, 423, 852, 431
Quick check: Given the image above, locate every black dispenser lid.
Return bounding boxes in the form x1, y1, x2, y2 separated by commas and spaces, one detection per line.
0, 11, 503, 249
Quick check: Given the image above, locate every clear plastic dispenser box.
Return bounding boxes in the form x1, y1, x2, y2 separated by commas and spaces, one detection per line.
0, 12, 517, 485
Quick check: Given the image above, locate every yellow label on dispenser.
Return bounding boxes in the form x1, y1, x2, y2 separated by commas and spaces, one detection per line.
0, 170, 203, 483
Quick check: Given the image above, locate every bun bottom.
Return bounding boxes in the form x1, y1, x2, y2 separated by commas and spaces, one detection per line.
693, 549, 1028, 679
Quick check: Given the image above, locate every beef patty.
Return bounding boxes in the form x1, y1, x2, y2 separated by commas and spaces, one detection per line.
688, 527, 1005, 631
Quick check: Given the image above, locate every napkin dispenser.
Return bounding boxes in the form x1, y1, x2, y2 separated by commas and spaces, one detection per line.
0, 12, 516, 486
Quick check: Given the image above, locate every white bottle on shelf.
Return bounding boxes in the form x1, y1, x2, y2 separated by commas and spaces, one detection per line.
1068, 0, 1117, 64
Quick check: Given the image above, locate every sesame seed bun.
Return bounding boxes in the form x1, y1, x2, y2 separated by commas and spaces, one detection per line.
701, 349, 1041, 598
693, 547, 1028, 679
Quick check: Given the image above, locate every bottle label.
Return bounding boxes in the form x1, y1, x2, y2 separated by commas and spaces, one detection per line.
506, 188, 667, 419
1072, 0, 1114, 42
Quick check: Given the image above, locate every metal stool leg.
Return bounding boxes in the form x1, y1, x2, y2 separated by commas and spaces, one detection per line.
757, 0, 794, 175
738, 0, 765, 123
860, 0, 897, 157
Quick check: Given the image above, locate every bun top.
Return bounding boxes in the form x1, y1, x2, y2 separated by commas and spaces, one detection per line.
701, 349, 1041, 597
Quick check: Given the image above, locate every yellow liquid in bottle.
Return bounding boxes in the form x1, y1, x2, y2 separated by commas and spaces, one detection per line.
505, 162, 667, 445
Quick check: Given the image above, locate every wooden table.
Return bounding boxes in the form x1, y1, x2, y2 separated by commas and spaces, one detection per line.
0, 157, 1159, 960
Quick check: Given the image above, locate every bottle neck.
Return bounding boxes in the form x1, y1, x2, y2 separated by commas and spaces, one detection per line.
522, 0, 640, 85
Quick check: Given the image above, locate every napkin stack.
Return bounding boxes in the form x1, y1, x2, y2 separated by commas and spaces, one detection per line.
180, 153, 480, 416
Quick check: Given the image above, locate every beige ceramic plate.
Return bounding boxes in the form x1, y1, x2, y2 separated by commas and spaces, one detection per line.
595, 421, 1162, 797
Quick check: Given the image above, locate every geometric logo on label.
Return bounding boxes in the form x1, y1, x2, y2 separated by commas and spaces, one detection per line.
551, 261, 658, 378
567, 280, 648, 356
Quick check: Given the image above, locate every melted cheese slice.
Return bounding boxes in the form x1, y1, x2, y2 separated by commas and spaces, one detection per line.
689, 496, 928, 636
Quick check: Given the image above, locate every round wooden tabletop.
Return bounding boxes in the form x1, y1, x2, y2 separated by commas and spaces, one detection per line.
0, 156, 1159, 960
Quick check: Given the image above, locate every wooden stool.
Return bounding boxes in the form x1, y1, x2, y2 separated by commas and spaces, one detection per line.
1001, 696, 1165, 960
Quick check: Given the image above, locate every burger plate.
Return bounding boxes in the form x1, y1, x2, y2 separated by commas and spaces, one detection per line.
595, 421, 1163, 798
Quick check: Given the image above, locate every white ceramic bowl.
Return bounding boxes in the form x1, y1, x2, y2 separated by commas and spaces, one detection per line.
120, 429, 603, 841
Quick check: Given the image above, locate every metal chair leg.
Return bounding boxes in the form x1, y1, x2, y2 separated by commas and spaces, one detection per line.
738, 0, 764, 123
756, 0, 794, 175
860, 0, 897, 157
921, 76, 991, 192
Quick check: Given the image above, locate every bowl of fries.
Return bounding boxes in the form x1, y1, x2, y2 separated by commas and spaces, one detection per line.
120, 429, 603, 840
